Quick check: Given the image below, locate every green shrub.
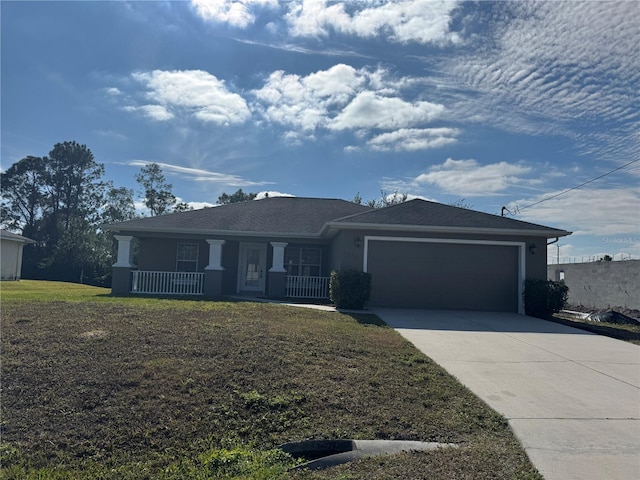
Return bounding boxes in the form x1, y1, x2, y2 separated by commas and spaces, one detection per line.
329, 269, 372, 309
524, 279, 568, 318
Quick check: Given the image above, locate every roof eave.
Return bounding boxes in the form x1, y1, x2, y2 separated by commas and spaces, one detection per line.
323, 221, 572, 238
0, 237, 36, 244
105, 225, 323, 239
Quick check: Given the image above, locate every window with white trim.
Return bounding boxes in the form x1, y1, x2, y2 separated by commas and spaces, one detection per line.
284, 247, 322, 276
176, 243, 199, 272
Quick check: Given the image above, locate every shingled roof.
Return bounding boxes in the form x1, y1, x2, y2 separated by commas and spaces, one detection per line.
106, 197, 372, 237
106, 197, 570, 238
327, 199, 570, 237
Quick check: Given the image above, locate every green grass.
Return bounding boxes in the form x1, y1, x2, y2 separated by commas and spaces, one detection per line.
1, 280, 110, 302
1, 281, 541, 479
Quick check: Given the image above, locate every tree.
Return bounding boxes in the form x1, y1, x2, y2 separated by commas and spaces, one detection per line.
0, 155, 47, 237
44, 141, 106, 229
354, 192, 474, 210
103, 186, 136, 224
217, 189, 257, 205
39, 142, 108, 282
173, 201, 193, 213
1, 141, 120, 285
449, 198, 473, 209
135, 163, 177, 216
354, 190, 408, 208
378, 191, 408, 207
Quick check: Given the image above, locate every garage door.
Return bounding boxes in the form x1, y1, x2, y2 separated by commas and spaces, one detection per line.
366, 239, 520, 312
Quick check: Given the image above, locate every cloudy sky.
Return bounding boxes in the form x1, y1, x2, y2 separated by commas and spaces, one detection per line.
2, 0, 639, 262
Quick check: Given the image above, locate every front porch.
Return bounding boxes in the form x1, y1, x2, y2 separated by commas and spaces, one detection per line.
128, 270, 330, 299
111, 236, 332, 299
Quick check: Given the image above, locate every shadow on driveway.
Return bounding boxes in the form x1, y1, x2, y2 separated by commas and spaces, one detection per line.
373, 308, 595, 334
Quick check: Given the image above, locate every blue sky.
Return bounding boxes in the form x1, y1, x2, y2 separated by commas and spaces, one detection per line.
2, 0, 639, 263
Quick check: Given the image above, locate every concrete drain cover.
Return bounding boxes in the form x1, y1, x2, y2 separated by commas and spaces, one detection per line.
279, 439, 458, 470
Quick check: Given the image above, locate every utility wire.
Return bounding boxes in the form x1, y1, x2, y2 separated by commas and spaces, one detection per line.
518, 157, 640, 212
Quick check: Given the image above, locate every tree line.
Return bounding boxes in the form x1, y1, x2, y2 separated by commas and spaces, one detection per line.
0, 142, 191, 286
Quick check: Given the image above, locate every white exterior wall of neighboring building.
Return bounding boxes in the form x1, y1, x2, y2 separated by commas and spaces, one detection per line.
1, 238, 25, 280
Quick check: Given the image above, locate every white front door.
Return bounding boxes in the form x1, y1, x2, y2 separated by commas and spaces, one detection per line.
238, 243, 267, 293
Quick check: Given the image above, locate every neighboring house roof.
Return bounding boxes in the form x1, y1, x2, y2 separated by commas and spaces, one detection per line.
106, 197, 570, 239
0, 230, 36, 244
105, 197, 373, 237
325, 199, 571, 237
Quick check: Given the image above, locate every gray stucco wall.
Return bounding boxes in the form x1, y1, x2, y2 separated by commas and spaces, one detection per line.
329, 231, 364, 271
547, 260, 639, 310
137, 238, 211, 272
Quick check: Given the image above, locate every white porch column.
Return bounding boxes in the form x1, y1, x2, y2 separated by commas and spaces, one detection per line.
113, 235, 136, 268
205, 239, 226, 270
269, 242, 288, 272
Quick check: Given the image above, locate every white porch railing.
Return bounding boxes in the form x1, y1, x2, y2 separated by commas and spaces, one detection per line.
131, 271, 204, 295
286, 275, 330, 299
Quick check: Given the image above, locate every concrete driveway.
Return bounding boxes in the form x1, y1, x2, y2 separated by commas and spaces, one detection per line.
373, 309, 640, 480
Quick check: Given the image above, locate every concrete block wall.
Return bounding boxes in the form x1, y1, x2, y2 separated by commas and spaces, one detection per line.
547, 260, 639, 310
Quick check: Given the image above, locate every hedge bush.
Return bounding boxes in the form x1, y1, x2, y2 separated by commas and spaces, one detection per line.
523, 279, 569, 318
329, 270, 372, 309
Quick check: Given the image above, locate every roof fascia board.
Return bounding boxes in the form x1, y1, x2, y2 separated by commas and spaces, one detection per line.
107, 226, 322, 239
0, 234, 36, 244
0, 237, 34, 244
323, 221, 571, 238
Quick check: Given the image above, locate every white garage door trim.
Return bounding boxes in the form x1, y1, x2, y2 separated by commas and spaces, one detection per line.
363, 236, 526, 314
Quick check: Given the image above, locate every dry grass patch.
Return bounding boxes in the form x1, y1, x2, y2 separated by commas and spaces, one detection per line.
1, 283, 540, 479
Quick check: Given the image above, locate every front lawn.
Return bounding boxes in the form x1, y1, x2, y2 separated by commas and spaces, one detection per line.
1, 281, 540, 479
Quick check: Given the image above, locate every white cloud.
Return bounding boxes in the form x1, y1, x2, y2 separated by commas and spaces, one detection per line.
253, 64, 367, 132
134, 197, 214, 216
189, 0, 462, 45
185, 201, 216, 210
509, 187, 640, 237
94, 129, 128, 141
190, 0, 277, 28
285, 0, 348, 38
123, 104, 174, 121
303, 63, 366, 103
330, 92, 444, 130
413, 158, 532, 196
105, 87, 122, 96
128, 160, 270, 187
130, 70, 250, 125
254, 190, 295, 199
444, 1, 639, 160
133, 199, 150, 217
365, 127, 458, 152
253, 64, 448, 145
385, 192, 433, 203
115, 62, 455, 151
286, 0, 461, 44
